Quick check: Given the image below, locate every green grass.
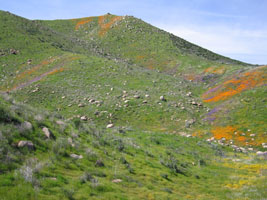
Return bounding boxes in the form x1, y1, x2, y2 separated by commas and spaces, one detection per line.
1, 94, 266, 199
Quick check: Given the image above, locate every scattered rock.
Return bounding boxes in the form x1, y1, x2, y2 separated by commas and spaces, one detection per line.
145, 94, 150, 98
236, 147, 247, 153
191, 101, 197, 105
186, 92, 192, 97
23, 121, 33, 130
56, 120, 65, 125
250, 134, 255, 137
61, 96, 65, 99
27, 59, 32, 64
134, 95, 140, 99
186, 134, 192, 138
32, 88, 39, 93
10, 49, 19, 55
42, 127, 52, 138
71, 133, 78, 138
106, 124, 114, 128
185, 119, 195, 128
112, 179, 122, 183
160, 96, 166, 101
70, 154, 83, 159
80, 116, 87, 121
78, 103, 85, 107
17, 141, 34, 149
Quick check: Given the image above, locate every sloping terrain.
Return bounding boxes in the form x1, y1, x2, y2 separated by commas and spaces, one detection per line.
1, 91, 266, 200
0, 11, 267, 199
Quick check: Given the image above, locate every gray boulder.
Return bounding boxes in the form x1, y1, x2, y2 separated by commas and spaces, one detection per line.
18, 141, 34, 149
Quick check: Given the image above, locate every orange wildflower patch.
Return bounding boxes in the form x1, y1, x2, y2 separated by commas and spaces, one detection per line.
203, 68, 267, 102
98, 15, 122, 36
184, 73, 203, 82
210, 126, 266, 146
204, 66, 225, 74
16, 57, 57, 80
184, 74, 197, 81
47, 67, 64, 75
211, 126, 236, 140
6, 56, 79, 92
236, 136, 246, 142
75, 17, 93, 30
136, 55, 145, 60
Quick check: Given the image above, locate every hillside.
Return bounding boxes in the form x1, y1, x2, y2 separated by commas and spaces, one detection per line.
0, 10, 266, 199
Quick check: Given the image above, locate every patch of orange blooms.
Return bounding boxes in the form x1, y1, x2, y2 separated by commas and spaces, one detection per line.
204, 66, 225, 74
47, 67, 64, 75
211, 126, 236, 140
203, 68, 267, 102
136, 55, 145, 60
16, 57, 57, 80
210, 125, 267, 146
6, 56, 79, 92
75, 17, 93, 30
98, 15, 122, 36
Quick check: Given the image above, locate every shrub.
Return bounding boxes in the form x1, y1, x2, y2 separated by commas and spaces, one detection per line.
63, 188, 75, 200
17, 158, 43, 187
52, 137, 70, 157
80, 172, 93, 184
160, 155, 189, 176
85, 148, 97, 161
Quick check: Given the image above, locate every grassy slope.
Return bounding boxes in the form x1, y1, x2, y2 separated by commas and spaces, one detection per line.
40, 13, 267, 147
0, 11, 267, 199
0, 94, 266, 200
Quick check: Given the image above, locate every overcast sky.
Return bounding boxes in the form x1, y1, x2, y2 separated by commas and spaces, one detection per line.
1, 0, 266, 64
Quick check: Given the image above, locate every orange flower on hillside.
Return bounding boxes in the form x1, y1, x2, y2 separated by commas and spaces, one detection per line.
98, 15, 122, 36
204, 66, 225, 74
211, 126, 236, 140
75, 17, 93, 30
47, 67, 64, 75
16, 57, 57, 80
203, 67, 267, 102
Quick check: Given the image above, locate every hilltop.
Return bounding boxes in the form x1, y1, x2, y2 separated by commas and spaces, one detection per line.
0, 10, 266, 199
